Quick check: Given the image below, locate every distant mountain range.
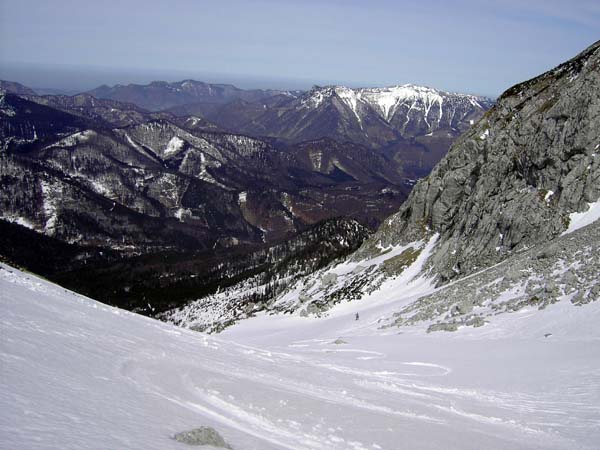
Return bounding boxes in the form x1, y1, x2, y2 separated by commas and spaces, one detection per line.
0, 90, 407, 250
176, 84, 493, 146
80, 79, 492, 148
85, 79, 302, 112
0, 76, 492, 249
76, 79, 493, 179
0, 80, 37, 96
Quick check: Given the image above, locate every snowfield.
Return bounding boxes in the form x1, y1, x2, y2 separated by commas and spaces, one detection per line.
562, 200, 600, 235
1, 263, 599, 450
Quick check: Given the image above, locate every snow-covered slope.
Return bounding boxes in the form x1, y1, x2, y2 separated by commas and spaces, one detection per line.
304, 84, 489, 128
298, 84, 491, 137
2, 262, 599, 450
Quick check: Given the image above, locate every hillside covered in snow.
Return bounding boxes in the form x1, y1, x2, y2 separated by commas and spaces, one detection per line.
1, 262, 599, 450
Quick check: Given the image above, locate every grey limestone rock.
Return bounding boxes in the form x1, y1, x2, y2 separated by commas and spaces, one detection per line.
387, 218, 599, 330
352, 264, 366, 274
300, 302, 329, 317
321, 272, 338, 287
298, 293, 312, 303
173, 427, 232, 448
451, 299, 474, 316
356, 41, 600, 284
427, 322, 459, 333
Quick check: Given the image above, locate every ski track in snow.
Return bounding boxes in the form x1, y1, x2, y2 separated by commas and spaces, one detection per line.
1, 263, 599, 449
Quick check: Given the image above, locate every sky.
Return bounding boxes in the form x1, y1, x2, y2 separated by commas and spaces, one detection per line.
0, 0, 598, 96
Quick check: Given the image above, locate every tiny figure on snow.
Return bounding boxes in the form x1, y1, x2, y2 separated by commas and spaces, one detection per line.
355, 312, 359, 321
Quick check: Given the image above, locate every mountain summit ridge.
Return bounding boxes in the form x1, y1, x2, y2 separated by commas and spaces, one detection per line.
86, 79, 300, 112
300, 83, 491, 134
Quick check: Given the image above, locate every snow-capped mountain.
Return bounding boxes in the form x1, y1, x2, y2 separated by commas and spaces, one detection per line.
182, 84, 492, 181
74, 79, 492, 182
301, 84, 490, 136
196, 84, 492, 149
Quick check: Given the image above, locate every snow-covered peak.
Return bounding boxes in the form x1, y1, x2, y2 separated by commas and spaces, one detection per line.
298, 84, 490, 124
300, 86, 338, 108
333, 87, 363, 123
361, 85, 442, 121
359, 84, 488, 121
362, 84, 486, 102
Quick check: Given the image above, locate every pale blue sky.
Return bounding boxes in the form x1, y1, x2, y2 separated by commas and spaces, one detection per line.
0, 0, 598, 96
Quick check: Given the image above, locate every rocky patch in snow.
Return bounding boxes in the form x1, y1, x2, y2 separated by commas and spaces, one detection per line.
173, 427, 232, 448
387, 219, 600, 332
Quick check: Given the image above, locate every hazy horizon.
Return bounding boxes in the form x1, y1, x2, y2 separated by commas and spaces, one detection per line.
0, 60, 502, 97
0, 60, 326, 95
1, 0, 599, 97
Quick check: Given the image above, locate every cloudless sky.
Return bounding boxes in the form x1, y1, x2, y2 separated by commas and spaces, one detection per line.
0, 0, 598, 96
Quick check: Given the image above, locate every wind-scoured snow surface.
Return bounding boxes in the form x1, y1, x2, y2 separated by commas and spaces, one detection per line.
1, 263, 599, 450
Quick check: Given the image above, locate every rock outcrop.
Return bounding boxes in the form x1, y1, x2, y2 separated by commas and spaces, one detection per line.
387, 218, 600, 332
359, 40, 600, 282
173, 427, 232, 448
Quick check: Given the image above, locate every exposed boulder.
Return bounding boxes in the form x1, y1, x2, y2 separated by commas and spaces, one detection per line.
173, 427, 232, 448
321, 272, 338, 287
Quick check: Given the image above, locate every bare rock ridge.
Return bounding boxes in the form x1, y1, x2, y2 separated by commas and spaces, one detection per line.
387, 218, 600, 332
358, 40, 600, 283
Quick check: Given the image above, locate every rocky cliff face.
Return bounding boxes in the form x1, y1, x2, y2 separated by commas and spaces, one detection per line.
358, 40, 600, 282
